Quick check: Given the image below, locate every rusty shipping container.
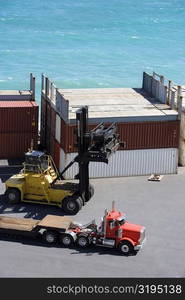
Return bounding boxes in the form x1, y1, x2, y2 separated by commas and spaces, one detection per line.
57, 120, 180, 153
0, 132, 38, 159
0, 100, 38, 159
0, 101, 38, 133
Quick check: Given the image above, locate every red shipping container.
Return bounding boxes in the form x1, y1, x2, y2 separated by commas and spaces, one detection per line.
0, 101, 38, 133
0, 132, 38, 159
59, 119, 180, 153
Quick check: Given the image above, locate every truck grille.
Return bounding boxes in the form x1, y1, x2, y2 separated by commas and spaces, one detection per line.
140, 227, 145, 243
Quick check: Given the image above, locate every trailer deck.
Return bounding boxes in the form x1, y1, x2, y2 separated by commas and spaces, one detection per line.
0, 216, 39, 231
0, 215, 72, 233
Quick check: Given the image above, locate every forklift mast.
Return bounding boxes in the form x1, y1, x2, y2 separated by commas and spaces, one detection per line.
59, 106, 120, 201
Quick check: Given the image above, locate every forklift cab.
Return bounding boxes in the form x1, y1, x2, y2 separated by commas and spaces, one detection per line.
24, 151, 49, 173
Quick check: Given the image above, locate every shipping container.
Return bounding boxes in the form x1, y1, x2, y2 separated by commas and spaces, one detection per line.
0, 132, 38, 159
59, 148, 178, 179
57, 120, 180, 153
0, 101, 38, 133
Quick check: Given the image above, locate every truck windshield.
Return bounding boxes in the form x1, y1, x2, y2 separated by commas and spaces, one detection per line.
117, 217, 125, 225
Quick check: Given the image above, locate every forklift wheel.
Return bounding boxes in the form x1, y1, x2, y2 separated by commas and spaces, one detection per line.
43, 230, 58, 245
118, 241, 134, 255
62, 196, 83, 215
85, 184, 94, 202
5, 188, 21, 204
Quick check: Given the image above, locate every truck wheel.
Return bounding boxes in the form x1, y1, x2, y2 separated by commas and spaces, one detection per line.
5, 188, 21, 204
85, 184, 94, 202
43, 231, 58, 245
76, 235, 89, 248
62, 196, 83, 215
61, 234, 74, 247
118, 241, 134, 255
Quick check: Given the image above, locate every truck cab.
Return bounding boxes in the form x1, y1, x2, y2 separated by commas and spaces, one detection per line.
95, 202, 146, 255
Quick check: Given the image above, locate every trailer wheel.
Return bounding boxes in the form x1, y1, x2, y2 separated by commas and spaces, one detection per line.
118, 241, 134, 255
43, 231, 58, 245
62, 196, 83, 215
5, 188, 21, 204
85, 184, 94, 202
76, 235, 89, 248
61, 234, 74, 247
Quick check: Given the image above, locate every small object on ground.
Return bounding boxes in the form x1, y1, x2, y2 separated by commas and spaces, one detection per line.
148, 174, 163, 181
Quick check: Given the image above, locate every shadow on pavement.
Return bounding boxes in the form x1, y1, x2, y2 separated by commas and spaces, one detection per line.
0, 193, 65, 219
0, 233, 137, 257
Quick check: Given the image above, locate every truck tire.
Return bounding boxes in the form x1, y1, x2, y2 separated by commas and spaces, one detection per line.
62, 196, 83, 215
76, 234, 89, 248
118, 241, 134, 255
43, 230, 58, 245
85, 184, 94, 202
5, 188, 21, 204
60, 234, 74, 247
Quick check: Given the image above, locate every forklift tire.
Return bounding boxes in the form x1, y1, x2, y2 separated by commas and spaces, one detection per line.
85, 184, 94, 202
5, 188, 21, 204
118, 241, 134, 255
62, 196, 83, 215
43, 230, 58, 245
76, 234, 89, 248
60, 234, 74, 247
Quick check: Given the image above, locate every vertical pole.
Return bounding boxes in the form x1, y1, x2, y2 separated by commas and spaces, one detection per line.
32, 76, 35, 101
45, 77, 49, 96
178, 95, 182, 120
167, 80, 172, 105
51, 82, 54, 101
30, 73, 33, 91
170, 90, 175, 110
160, 75, 164, 85
41, 74, 44, 92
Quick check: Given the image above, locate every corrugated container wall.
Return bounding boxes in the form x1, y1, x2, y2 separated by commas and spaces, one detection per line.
58, 120, 180, 153
60, 148, 178, 179
0, 101, 38, 159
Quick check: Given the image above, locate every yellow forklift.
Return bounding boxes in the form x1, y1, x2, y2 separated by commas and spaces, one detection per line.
4, 106, 119, 215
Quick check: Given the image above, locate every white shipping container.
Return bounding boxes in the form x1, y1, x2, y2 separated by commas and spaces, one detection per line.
55, 114, 61, 144
59, 148, 178, 179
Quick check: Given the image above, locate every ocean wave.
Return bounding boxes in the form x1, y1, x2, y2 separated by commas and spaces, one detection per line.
131, 36, 140, 39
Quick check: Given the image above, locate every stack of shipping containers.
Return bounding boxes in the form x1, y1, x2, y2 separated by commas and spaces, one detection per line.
41, 73, 180, 179
0, 75, 38, 159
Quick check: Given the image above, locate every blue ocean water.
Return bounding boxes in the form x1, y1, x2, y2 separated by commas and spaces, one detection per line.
0, 0, 185, 103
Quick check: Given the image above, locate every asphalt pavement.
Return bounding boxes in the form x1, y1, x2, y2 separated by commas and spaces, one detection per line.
0, 166, 185, 278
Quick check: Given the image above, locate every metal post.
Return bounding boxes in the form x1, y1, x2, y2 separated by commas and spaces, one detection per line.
32, 76, 35, 101
160, 75, 164, 85
45, 77, 49, 96
41, 74, 44, 92
170, 90, 175, 110
178, 95, 182, 120
167, 80, 172, 105
51, 82, 54, 101
30, 73, 33, 91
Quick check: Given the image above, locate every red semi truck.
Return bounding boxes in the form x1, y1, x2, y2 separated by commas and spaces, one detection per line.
0, 202, 145, 255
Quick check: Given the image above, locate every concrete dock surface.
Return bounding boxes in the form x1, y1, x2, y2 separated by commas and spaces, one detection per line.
0, 167, 185, 278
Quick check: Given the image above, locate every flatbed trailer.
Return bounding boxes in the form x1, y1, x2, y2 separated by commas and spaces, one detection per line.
0, 215, 72, 239
0, 203, 146, 255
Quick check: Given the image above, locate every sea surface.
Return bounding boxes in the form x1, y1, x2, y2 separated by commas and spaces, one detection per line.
0, 0, 185, 103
